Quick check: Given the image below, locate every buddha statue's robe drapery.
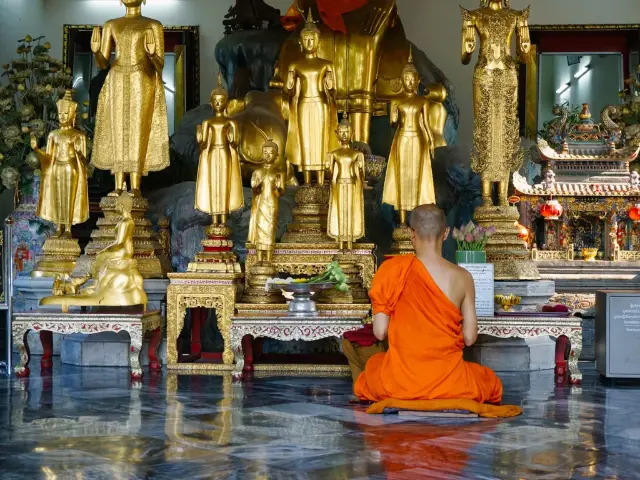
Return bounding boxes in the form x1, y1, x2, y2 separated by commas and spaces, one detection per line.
92, 18, 170, 175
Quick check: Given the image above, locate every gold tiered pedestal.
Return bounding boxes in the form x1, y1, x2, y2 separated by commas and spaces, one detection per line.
31, 237, 81, 277
280, 185, 330, 243
188, 224, 242, 274
388, 225, 414, 257
474, 205, 540, 280
242, 260, 282, 304
76, 194, 171, 278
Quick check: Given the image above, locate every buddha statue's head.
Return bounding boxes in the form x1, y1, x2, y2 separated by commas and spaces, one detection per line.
300, 9, 320, 54
336, 115, 353, 144
252, 121, 278, 165
122, 0, 145, 7
481, 0, 509, 7
210, 72, 229, 114
56, 90, 77, 127
115, 188, 134, 215
401, 47, 419, 94
262, 139, 278, 165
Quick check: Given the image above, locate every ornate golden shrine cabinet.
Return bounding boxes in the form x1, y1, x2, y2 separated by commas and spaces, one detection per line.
515, 136, 640, 261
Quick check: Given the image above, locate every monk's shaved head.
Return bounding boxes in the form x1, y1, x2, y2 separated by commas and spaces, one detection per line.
410, 204, 447, 240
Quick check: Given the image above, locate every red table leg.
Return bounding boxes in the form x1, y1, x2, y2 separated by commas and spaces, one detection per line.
148, 328, 163, 372
242, 334, 254, 372
39, 331, 53, 371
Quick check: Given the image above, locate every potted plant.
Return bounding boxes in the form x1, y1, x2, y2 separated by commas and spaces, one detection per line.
452, 221, 496, 264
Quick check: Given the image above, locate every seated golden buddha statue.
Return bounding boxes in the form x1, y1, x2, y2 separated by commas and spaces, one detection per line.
40, 189, 147, 312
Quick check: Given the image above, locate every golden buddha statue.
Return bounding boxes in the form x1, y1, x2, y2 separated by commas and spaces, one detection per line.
195, 74, 244, 225
327, 115, 365, 250
382, 48, 442, 225
247, 125, 286, 264
31, 90, 89, 238
461, 0, 530, 206
91, 0, 170, 196
41, 189, 147, 312
285, 9, 339, 185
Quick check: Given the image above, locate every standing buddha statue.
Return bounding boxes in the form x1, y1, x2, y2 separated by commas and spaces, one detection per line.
91, 0, 170, 196
461, 0, 531, 206
195, 73, 244, 225
32, 90, 89, 238
30, 90, 89, 277
247, 124, 286, 264
327, 115, 365, 250
460, 0, 539, 281
382, 48, 442, 225
285, 9, 339, 185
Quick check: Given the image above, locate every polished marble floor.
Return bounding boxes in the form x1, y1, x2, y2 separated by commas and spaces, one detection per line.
1, 361, 639, 480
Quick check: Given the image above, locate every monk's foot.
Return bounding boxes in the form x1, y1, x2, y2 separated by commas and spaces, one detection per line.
109, 189, 123, 197
130, 189, 142, 197
62, 231, 72, 239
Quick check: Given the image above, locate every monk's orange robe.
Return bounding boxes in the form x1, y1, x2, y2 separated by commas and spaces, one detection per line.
355, 255, 503, 404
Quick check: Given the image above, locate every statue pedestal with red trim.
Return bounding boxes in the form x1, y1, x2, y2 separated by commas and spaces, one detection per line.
188, 224, 242, 273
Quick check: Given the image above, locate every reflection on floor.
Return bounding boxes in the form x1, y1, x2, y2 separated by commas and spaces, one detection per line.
0, 360, 638, 479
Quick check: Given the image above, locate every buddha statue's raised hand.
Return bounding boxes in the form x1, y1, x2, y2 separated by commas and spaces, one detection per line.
90, 26, 102, 54
145, 29, 156, 57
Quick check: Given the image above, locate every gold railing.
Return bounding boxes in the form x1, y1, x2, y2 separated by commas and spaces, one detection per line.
531, 244, 575, 261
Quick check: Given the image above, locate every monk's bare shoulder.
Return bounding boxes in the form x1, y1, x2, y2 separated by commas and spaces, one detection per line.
446, 261, 474, 285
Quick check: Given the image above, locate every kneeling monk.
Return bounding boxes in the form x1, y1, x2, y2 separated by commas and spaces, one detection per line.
352, 204, 502, 404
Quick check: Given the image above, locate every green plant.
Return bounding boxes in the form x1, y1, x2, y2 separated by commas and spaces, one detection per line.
0, 34, 71, 195
452, 221, 496, 251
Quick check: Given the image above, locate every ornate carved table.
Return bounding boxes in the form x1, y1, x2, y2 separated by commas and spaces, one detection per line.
231, 308, 369, 377
166, 272, 243, 372
12, 310, 164, 379
479, 315, 583, 384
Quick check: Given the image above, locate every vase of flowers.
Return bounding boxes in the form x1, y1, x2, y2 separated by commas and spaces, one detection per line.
452, 221, 496, 264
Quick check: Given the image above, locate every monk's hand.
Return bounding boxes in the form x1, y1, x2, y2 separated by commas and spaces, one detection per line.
145, 30, 156, 57
91, 27, 102, 54
30, 133, 38, 150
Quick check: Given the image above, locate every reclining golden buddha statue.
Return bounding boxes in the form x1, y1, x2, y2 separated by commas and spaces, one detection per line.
40, 188, 147, 312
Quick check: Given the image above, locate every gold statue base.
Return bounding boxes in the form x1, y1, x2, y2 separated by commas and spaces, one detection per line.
319, 254, 369, 304
473, 205, 540, 281
188, 224, 242, 274
387, 225, 415, 256
76, 194, 171, 279
244, 243, 377, 299
242, 262, 284, 304
31, 237, 82, 278
281, 185, 331, 244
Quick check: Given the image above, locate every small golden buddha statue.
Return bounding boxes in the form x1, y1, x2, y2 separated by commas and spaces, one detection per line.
382, 48, 440, 224
195, 73, 244, 225
31, 90, 89, 237
462, 0, 531, 206
285, 9, 339, 185
41, 188, 147, 312
247, 124, 286, 264
327, 115, 365, 250
91, 0, 170, 196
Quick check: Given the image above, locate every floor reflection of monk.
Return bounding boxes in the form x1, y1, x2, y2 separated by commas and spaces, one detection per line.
343, 204, 503, 403
363, 421, 497, 479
